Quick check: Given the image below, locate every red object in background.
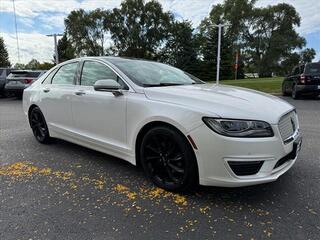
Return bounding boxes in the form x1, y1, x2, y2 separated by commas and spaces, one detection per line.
24, 78, 33, 84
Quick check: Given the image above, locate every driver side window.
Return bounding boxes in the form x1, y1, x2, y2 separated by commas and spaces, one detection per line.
81, 61, 125, 88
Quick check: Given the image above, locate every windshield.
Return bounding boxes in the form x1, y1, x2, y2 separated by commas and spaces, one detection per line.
305, 63, 320, 75
108, 58, 204, 87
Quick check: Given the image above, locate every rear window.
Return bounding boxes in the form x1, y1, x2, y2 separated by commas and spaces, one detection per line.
305, 63, 320, 75
26, 72, 42, 78
0, 69, 4, 76
7, 72, 28, 78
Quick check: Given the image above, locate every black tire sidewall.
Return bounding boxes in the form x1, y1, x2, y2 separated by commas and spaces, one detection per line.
140, 126, 198, 192
29, 107, 51, 144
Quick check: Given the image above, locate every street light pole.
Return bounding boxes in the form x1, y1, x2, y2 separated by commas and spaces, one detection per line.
46, 33, 63, 65
213, 23, 231, 85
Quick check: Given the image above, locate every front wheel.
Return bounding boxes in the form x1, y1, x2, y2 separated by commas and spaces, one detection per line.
140, 126, 198, 192
29, 107, 51, 144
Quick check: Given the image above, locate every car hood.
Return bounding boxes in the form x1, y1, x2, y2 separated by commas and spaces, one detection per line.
144, 84, 294, 124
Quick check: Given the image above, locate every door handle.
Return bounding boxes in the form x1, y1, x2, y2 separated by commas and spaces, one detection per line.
43, 88, 50, 93
75, 91, 86, 96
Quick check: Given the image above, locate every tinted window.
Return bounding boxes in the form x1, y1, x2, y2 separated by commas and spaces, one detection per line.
305, 63, 320, 75
27, 71, 42, 78
7, 72, 28, 78
81, 61, 118, 86
52, 63, 78, 85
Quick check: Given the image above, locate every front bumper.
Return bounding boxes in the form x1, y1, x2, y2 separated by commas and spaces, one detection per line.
189, 124, 301, 187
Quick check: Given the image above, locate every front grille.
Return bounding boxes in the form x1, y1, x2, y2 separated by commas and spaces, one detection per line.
228, 161, 264, 176
278, 111, 298, 142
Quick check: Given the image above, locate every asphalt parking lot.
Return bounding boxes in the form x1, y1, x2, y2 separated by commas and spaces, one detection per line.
0, 97, 319, 240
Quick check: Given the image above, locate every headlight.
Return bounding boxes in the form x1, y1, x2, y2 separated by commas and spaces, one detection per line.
202, 117, 274, 137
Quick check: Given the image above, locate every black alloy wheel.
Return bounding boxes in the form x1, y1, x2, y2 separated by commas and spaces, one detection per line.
29, 107, 51, 143
140, 126, 198, 192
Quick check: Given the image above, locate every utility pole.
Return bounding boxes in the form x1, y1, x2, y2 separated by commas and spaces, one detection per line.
46, 33, 63, 65
213, 23, 231, 85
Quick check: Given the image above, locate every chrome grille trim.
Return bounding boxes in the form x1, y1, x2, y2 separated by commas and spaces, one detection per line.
278, 111, 298, 143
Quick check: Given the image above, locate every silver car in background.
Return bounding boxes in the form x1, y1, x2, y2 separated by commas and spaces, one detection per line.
5, 70, 46, 98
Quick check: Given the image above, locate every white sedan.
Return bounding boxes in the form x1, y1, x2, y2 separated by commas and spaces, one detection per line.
23, 57, 302, 191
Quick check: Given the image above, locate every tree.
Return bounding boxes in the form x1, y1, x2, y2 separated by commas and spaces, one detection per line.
300, 48, 316, 63
25, 59, 40, 70
0, 37, 11, 67
244, 3, 305, 77
57, 33, 76, 62
65, 9, 109, 56
278, 52, 300, 75
160, 21, 199, 75
106, 0, 173, 59
37, 62, 55, 70
14, 63, 25, 69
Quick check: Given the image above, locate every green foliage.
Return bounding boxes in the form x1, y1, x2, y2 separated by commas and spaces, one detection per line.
54, 0, 310, 81
0, 37, 11, 67
300, 48, 316, 63
159, 21, 199, 75
20, 59, 54, 70
106, 0, 173, 59
65, 9, 108, 56
244, 3, 305, 77
57, 33, 76, 62
13, 63, 25, 69
25, 59, 40, 70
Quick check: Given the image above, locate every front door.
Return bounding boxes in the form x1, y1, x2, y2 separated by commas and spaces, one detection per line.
71, 60, 128, 148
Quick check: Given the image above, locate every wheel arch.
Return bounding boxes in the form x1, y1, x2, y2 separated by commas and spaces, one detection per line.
134, 120, 198, 173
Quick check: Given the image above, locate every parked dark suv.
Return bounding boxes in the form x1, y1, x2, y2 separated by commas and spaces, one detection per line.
282, 62, 320, 99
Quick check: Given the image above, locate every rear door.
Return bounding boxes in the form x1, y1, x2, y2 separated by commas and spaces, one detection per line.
40, 62, 79, 133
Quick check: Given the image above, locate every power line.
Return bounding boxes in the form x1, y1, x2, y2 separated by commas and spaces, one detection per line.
12, 0, 20, 63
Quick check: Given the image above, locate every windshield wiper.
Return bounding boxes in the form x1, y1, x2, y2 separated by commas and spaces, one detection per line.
142, 83, 185, 87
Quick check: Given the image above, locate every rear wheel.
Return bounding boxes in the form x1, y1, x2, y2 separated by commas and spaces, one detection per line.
292, 85, 300, 99
29, 107, 51, 144
140, 126, 198, 192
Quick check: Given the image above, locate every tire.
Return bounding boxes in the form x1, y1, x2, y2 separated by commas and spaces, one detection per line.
140, 126, 198, 192
282, 83, 289, 96
29, 107, 51, 144
292, 85, 300, 100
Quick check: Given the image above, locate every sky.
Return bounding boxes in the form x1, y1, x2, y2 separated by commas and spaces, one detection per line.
0, 0, 319, 64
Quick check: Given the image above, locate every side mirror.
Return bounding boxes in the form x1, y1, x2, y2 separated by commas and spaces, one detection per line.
94, 79, 123, 96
